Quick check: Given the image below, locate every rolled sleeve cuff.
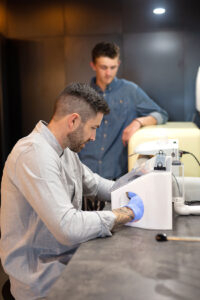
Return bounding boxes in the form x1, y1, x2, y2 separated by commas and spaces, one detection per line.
96, 211, 116, 237
149, 111, 164, 125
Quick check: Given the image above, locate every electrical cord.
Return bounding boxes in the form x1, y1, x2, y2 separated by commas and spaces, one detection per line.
179, 150, 200, 166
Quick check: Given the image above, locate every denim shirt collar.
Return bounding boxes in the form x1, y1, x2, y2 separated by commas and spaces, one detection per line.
91, 77, 119, 93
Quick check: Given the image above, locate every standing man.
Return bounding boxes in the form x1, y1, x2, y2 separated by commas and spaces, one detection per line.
0, 83, 144, 299
79, 42, 168, 180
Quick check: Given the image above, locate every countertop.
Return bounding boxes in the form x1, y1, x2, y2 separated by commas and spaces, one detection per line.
47, 213, 200, 300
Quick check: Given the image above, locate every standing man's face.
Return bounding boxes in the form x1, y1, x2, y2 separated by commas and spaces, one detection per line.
91, 56, 120, 90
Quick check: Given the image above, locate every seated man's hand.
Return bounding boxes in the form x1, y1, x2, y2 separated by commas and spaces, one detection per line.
112, 192, 144, 229
124, 192, 144, 222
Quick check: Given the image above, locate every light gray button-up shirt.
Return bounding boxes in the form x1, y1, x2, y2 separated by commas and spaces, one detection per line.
0, 121, 115, 299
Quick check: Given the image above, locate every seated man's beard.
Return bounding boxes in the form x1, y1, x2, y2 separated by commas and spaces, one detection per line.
68, 126, 87, 153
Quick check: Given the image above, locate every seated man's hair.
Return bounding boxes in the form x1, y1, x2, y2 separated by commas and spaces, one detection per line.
53, 82, 110, 122
92, 42, 120, 63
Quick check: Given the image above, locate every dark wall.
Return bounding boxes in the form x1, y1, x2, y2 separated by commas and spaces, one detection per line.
1, 0, 200, 153
0, 35, 6, 175
0, 0, 7, 36
0, 36, 23, 172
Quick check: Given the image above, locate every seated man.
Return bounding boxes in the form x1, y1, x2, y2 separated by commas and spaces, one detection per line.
0, 83, 144, 299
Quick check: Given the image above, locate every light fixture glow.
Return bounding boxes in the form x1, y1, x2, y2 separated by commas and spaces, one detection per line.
153, 8, 166, 15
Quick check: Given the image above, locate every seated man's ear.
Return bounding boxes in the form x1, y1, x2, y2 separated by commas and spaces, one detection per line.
68, 113, 81, 131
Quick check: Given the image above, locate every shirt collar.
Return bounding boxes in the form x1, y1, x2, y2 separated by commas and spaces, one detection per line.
35, 121, 64, 157
91, 77, 118, 93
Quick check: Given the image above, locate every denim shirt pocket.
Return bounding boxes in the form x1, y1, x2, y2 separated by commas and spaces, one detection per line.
111, 98, 128, 121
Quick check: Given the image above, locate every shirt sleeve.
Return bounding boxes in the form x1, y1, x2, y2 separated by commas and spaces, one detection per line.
82, 162, 114, 202
135, 85, 168, 124
14, 145, 116, 246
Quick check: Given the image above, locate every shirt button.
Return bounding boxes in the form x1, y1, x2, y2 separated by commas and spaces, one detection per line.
101, 147, 104, 151
104, 134, 107, 138
104, 120, 108, 124
120, 99, 123, 103
99, 160, 102, 164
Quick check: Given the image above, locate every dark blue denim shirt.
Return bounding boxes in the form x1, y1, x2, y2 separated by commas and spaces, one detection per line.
79, 77, 168, 179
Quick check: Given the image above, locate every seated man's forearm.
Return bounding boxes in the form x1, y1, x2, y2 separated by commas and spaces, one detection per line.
112, 207, 134, 229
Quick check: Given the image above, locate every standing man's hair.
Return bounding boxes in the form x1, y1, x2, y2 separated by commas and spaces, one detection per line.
92, 42, 120, 63
52, 82, 110, 122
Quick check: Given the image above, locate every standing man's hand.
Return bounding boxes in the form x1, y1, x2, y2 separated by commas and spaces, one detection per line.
122, 116, 157, 146
122, 119, 142, 146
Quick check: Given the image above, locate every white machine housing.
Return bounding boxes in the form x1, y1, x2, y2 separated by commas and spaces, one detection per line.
111, 155, 173, 230
112, 139, 200, 230
134, 138, 179, 159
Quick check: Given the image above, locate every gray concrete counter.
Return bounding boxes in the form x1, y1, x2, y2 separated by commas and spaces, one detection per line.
47, 215, 200, 299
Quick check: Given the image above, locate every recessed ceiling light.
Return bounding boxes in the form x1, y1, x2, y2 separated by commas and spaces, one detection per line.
153, 8, 166, 15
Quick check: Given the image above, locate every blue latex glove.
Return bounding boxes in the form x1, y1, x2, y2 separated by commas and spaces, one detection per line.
124, 192, 144, 222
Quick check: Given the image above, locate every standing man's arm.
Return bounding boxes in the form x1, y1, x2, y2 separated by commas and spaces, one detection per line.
122, 85, 168, 145
122, 115, 157, 145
